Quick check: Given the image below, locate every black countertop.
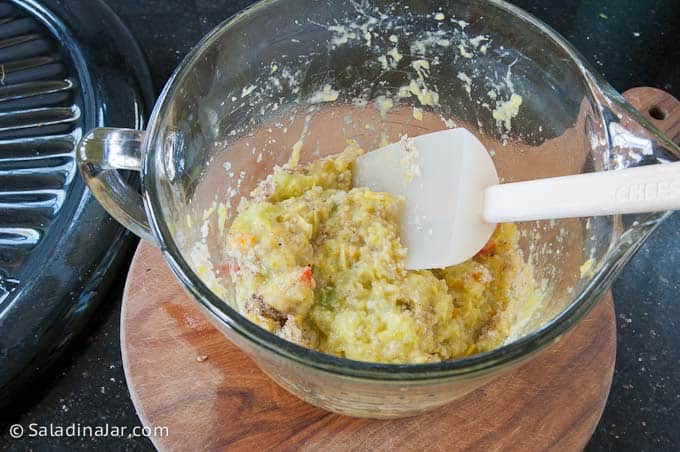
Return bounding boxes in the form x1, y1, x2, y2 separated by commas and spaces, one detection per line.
2, 0, 680, 450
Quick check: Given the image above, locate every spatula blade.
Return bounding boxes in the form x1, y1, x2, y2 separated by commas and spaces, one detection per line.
353, 128, 499, 269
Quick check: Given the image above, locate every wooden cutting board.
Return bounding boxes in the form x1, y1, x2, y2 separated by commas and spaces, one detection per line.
121, 243, 616, 451
120, 87, 679, 451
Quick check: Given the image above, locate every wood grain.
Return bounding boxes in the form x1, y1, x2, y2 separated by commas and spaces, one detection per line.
121, 242, 615, 452
623, 86, 680, 144
120, 87, 680, 451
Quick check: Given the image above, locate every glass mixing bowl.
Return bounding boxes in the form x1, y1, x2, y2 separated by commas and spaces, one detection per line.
77, 0, 679, 418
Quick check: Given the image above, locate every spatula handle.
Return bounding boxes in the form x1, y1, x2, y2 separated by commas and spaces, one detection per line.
482, 161, 680, 223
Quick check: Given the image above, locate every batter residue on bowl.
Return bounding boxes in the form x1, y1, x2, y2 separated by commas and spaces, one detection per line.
225, 145, 539, 364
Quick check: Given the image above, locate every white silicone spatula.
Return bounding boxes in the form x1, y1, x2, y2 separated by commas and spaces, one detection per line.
353, 128, 680, 270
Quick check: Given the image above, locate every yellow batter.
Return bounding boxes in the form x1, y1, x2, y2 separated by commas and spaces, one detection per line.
226, 145, 538, 364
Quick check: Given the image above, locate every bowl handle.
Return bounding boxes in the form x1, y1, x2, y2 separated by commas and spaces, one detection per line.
77, 128, 155, 243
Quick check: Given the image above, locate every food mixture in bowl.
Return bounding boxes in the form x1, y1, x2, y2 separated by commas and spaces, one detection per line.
225, 144, 540, 364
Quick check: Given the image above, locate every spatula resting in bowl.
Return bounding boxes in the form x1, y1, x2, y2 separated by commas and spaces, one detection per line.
353, 128, 680, 270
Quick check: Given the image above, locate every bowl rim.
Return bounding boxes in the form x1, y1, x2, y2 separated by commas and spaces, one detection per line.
141, 0, 649, 381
